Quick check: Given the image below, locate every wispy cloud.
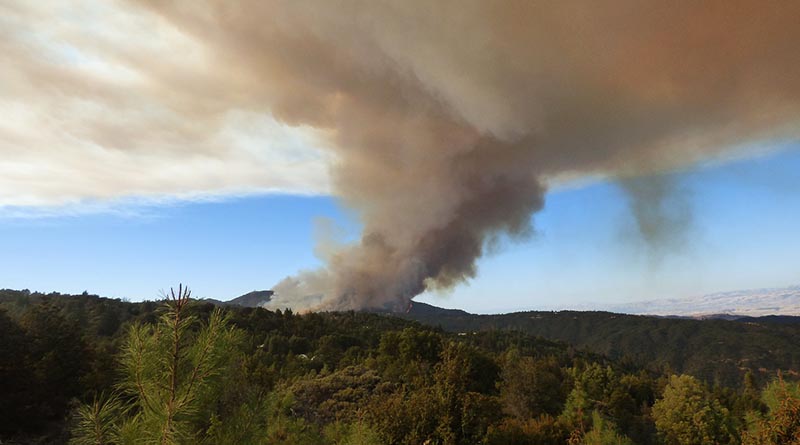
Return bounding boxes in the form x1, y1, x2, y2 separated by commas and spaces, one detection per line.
0, 0, 331, 211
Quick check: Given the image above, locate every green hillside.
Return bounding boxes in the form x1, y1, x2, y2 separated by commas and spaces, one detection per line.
1, 289, 798, 445
401, 302, 800, 387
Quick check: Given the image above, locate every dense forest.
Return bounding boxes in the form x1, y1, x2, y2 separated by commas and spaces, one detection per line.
1, 288, 799, 445
401, 302, 800, 387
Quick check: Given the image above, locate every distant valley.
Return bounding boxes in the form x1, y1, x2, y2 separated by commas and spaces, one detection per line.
597, 285, 800, 318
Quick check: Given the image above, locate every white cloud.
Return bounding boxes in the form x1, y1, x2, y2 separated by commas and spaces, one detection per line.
0, 0, 331, 212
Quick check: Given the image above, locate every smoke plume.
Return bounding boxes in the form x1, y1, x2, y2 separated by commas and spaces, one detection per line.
618, 174, 693, 257
135, 1, 800, 311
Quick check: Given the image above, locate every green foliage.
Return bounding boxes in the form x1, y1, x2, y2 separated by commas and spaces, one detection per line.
377, 327, 442, 384
432, 341, 492, 445
290, 365, 381, 424
203, 392, 270, 445
402, 305, 800, 387
560, 363, 619, 427
323, 420, 382, 445
261, 391, 325, 445
762, 377, 800, 413
69, 394, 125, 445
119, 301, 241, 442
652, 374, 736, 445
580, 411, 634, 445
72, 286, 244, 445
742, 377, 800, 444
0, 307, 32, 434
3, 288, 800, 444
361, 384, 434, 444
22, 302, 88, 416
500, 350, 567, 419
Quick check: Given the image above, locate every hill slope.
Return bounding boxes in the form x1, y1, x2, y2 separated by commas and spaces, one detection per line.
227, 290, 274, 307
401, 301, 800, 385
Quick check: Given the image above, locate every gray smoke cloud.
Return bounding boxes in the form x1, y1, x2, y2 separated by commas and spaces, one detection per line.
135, 2, 800, 310
618, 174, 693, 256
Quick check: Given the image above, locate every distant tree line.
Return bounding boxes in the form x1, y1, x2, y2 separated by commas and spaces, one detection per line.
400, 303, 800, 388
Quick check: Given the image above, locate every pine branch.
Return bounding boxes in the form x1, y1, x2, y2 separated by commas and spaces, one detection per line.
178, 309, 225, 411
160, 284, 192, 445
69, 394, 123, 445
123, 323, 157, 415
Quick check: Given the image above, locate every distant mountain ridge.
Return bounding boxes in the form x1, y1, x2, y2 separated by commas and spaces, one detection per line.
201, 290, 274, 307
602, 285, 800, 317
462, 284, 800, 317
227, 290, 273, 307
400, 300, 800, 386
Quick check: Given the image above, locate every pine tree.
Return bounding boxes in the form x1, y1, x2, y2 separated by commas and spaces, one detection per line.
70, 285, 242, 445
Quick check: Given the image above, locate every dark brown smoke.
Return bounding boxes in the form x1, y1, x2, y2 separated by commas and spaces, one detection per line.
136, 1, 800, 310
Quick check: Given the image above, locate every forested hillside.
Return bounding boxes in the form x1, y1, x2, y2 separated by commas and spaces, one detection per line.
402, 302, 800, 387
1, 288, 798, 444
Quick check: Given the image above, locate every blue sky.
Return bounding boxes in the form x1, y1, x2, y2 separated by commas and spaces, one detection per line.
2, 146, 797, 313
419, 146, 800, 312
3, 1, 800, 313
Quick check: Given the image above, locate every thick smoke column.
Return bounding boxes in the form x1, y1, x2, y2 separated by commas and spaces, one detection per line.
140, 1, 800, 311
